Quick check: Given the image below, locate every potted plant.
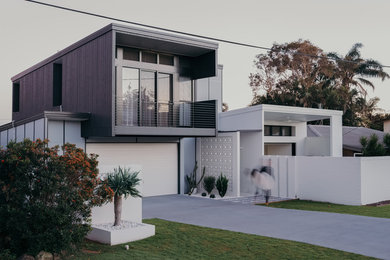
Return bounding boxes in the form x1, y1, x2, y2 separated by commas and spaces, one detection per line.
107, 166, 141, 226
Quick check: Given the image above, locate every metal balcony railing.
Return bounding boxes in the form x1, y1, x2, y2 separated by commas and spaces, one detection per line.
115, 98, 216, 129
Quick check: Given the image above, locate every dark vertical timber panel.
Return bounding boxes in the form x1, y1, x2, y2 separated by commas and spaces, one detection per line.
12, 31, 113, 137
61, 31, 113, 137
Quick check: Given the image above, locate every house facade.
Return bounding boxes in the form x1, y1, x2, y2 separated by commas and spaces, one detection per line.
0, 23, 222, 198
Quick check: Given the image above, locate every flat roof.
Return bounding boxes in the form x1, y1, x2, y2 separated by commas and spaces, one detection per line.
221, 104, 342, 123
12, 23, 218, 81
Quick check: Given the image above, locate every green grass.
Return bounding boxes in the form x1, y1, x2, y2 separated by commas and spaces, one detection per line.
71, 218, 374, 260
265, 199, 390, 219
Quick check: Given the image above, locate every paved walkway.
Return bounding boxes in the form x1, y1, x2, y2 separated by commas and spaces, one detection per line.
143, 195, 390, 259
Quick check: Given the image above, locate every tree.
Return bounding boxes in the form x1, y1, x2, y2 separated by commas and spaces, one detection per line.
0, 139, 113, 256
250, 40, 335, 109
250, 40, 389, 127
107, 167, 141, 226
328, 43, 389, 97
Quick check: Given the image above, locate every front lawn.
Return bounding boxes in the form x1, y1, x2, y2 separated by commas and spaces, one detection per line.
72, 218, 374, 259
264, 199, 390, 219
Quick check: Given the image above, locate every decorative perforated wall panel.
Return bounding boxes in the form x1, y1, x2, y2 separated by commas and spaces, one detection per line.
199, 136, 234, 194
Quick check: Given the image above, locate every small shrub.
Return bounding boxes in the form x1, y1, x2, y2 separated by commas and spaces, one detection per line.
216, 173, 229, 198
203, 176, 215, 194
210, 194, 215, 199
201, 192, 207, 197
360, 134, 386, 156
186, 162, 206, 195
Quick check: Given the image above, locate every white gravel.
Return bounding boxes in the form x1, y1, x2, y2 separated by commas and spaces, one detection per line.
92, 221, 145, 231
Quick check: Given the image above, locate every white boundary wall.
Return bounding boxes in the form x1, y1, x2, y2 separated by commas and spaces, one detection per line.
260, 156, 390, 205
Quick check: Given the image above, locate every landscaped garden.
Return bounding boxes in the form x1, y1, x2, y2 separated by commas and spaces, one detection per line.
262, 199, 390, 219
73, 218, 374, 260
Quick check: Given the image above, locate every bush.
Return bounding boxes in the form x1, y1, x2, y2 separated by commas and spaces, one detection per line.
0, 139, 113, 257
210, 194, 215, 199
216, 173, 229, 198
201, 192, 206, 197
203, 176, 215, 194
360, 134, 386, 156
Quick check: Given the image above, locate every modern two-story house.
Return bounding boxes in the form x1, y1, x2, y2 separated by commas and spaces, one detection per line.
0, 23, 222, 197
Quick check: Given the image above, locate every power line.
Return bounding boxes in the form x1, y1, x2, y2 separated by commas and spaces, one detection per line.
25, 0, 390, 69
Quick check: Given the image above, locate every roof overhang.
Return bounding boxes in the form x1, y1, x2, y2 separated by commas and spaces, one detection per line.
0, 111, 90, 132
113, 24, 218, 57
262, 105, 342, 123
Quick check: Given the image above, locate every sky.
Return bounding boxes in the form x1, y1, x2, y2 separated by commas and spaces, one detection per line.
1, 0, 390, 125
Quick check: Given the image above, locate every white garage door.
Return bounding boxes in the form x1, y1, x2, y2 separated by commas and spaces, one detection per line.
86, 143, 178, 197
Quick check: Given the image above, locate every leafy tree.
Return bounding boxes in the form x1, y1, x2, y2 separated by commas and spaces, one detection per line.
107, 167, 141, 226
0, 139, 113, 256
250, 40, 389, 128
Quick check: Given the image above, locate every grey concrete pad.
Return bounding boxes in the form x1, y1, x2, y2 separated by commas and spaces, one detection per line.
143, 195, 390, 259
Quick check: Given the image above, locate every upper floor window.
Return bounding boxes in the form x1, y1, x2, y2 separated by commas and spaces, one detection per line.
12, 83, 20, 112
264, 125, 292, 136
53, 63, 62, 106
123, 47, 139, 61
118, 47, 174, 66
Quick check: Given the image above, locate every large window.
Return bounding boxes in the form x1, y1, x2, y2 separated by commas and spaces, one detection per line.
116, 47, 190, 127
264, 125, 292, 136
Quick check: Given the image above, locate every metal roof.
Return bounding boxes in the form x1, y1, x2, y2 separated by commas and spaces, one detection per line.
307, 125, 386, 152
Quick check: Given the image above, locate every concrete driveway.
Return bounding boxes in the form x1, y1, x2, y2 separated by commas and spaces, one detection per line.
143, 195, 390, 259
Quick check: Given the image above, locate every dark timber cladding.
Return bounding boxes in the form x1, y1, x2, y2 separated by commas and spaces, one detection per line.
11, 31, 113, 137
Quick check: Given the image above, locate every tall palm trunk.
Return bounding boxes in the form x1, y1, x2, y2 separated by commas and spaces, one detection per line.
114, 194, 122, 226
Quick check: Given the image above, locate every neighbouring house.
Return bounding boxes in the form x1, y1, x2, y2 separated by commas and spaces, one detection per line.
0, 23, 222, 222
307, 125, 388, 156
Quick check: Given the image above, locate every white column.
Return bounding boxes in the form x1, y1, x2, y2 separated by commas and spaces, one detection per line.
330, 115, 342, 157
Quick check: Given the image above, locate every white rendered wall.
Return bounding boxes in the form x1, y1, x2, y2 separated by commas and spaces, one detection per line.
295, 156, 362, 205
304, 137, 330, 156
239, 131, 262, 195
360, 157, 390, 205
197, 132, 240, 197
219, 107, 263, 132
330, 115, 343, 157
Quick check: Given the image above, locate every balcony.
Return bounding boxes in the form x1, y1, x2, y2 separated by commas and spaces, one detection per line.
114, 98, 217, 137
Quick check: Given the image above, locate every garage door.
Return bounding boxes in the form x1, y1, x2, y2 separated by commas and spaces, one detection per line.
86, 143, 178, 197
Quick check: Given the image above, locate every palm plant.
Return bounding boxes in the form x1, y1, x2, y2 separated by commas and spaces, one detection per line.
107, 167, 141, 226
328, 43, 389, 96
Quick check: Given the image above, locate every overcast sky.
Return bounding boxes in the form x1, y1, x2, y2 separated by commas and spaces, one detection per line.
1, 0, 390, 124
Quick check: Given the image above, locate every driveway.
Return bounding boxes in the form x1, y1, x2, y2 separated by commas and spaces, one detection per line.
143, 195, 390, 259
